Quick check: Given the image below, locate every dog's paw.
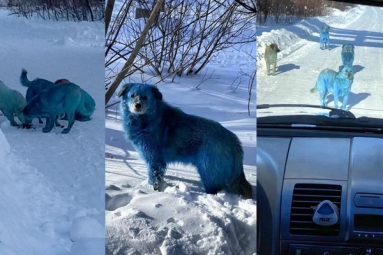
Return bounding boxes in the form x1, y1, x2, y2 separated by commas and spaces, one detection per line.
153, 178, 165, 191
42, 128, 51, 133
61, 128, 70, 134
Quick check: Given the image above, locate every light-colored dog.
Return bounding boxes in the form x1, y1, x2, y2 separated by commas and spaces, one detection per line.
265, 43, 281, 76
0, 80, 27, 126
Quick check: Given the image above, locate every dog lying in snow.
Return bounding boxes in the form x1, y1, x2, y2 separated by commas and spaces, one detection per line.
0, 80, 28, 127
22, 82, 94, 134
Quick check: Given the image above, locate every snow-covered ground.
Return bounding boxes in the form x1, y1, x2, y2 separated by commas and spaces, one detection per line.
105, 6, 257, 255
0, 10, 104, 255
257, 5, 383, 119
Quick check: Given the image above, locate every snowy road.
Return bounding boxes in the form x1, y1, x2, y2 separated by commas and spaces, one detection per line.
257, 5, 383, 119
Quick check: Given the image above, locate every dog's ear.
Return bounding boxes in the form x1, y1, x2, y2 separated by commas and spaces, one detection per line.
151, 86, 163, 100
117, 84, 131, 98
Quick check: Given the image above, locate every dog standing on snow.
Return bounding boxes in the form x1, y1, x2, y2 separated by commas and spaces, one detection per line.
0, 80, 27, 127
340, 43, 355, 69
20, 68, 56, 124
22, 82, 93, 134
21, 70, 95, 124
264, 43, 281, 76
319, 25, 330, 50
310, 65, 355, 110
118, 83, 253, 199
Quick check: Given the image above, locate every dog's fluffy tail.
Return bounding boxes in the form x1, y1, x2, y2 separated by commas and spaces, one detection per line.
310, 82, 318, 93
75, 89, 96, 121
20, 69, 31, 88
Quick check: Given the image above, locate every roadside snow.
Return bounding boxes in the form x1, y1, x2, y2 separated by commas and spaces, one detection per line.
0, 9, 104, 255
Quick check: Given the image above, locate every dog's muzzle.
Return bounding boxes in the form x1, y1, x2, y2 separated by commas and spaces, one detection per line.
135, 103, 142, 110
130, 101, 144, 113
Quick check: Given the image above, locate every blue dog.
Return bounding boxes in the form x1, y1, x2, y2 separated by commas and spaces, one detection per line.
0, 80, 27, 127
310, 65, 355, 110
20, 68, 95, 123
319, 25, 330, 50
118, 83, 253, 199
22, 83, 91, 134
20, 69, 55, 124
340, 43, 355, 68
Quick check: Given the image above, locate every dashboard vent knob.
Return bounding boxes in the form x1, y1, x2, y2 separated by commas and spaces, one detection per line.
312, 200, 339, 226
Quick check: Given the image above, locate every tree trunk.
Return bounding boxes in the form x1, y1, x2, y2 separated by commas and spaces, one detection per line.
105, 0, 165, 104
105, 0, 115, 36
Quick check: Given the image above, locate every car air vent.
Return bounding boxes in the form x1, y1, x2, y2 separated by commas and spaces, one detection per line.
289, 183, 342, 236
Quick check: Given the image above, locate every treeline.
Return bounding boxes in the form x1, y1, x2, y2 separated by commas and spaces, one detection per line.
6, 0, 104, 21
257, 0, 354, 24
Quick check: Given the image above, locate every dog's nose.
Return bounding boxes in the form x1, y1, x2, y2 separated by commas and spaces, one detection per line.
135, 103, 142, 110
23, 108, 28, 115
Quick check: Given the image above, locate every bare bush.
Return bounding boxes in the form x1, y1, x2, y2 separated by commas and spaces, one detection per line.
105, 0, 256, 96
7, 0, 104, 21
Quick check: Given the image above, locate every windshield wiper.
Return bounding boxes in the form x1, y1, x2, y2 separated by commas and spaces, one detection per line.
257, 104, 356, 119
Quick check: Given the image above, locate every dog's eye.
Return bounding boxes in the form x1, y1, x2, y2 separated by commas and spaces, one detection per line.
130, 94, 135, 98
142, 96, 147, 100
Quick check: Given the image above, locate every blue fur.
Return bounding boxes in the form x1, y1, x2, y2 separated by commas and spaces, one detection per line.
310, 66, 354, 110
20, 68, 55, 124
20, 68, 95, 123
76, 89, 95, 121
23, 83, 83, 134
319, 25, 330, 50
0, 80, 27, 126
341, 43, 355, 67
119, 83, 253, 198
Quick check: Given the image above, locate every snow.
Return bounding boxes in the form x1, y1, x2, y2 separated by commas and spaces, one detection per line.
257, 5, 383, 119
105, 4, 256, 255
0, 9, 104, 255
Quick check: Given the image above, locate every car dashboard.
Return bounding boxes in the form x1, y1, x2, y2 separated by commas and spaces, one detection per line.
257, 129, 383, 255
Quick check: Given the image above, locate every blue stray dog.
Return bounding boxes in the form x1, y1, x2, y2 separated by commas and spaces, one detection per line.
319, 25, 330, 50
340, 43, 355, 69
20, 69, 95, 123
20, 68, 55, 124
22, 83, 91, 134
0, 80, 27, 127
310, 65, 354, 110
118, 83, 253, 199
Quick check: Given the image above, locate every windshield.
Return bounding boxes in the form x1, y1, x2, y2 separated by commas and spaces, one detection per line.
257, 1, 383, 121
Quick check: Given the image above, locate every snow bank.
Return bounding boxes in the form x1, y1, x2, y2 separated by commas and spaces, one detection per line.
0, 6, 104, 255
106, 182, 256, 255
